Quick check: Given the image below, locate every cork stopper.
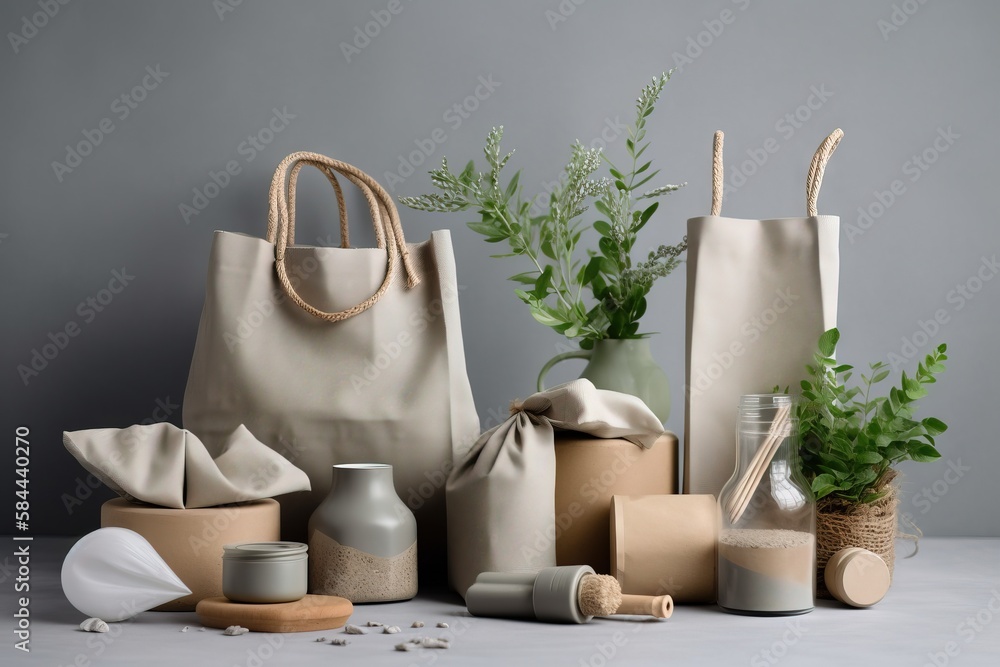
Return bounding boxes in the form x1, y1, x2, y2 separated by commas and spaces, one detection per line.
577, 574, 622, 617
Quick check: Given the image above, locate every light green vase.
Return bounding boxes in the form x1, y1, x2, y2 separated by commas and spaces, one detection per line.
537, 338, 670, 422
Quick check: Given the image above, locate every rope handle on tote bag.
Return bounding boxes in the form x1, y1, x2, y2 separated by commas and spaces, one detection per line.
710, 128, 844, 217
264, 151, 421, 322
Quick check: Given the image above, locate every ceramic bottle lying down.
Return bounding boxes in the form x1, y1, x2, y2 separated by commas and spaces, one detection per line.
465, 565, 673, 623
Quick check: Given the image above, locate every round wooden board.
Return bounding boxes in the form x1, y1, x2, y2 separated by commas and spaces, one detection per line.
196, 595, 353, 633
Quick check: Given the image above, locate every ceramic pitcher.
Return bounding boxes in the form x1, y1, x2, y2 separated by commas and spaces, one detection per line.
537, 338, 670, 421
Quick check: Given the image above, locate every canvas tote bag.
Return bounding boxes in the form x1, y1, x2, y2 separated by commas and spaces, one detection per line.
184, 152, 480, 571
684, 130, 842, 495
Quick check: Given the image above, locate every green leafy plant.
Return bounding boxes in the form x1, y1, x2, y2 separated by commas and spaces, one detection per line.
399, 72, 686, 348
794, 328, 948, 503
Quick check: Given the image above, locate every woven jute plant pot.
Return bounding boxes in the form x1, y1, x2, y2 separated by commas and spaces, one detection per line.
815, 471, 899, 599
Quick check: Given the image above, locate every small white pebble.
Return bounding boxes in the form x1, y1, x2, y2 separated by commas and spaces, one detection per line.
343, 624, 367, 635
436, 622, 449, 628
79, 618, 109, 633
331, 638, 349, 646
314, 637, 326, 642
223, 625, 249, 636
395, 636, 451, 651
384, 625, 401, 634
180, 626, 189, 633
411, 621, 424, 628
366, 621, 384, 627
199, 627, 207, 632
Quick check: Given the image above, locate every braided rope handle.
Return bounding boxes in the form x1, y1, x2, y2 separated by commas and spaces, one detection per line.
288, 161, 350, 248
709, 128, 844, 217
266, 152, 420, 322
711, 130, 724, 216
806, 128, 844, 216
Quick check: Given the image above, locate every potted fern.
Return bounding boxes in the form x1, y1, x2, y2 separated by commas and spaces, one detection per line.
794, 328, 948, 596
400, 73, 685, 420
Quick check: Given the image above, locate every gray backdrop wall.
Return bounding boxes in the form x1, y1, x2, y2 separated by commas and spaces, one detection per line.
3, 0, 997, 537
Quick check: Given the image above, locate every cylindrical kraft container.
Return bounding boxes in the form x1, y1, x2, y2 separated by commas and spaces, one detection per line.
222, 542, 308, 604
611, 494, 718, 603
101, 498, 280, 610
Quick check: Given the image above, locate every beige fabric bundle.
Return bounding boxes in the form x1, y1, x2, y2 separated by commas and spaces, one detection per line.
63, 423, 311, 509
446, 379, 664, 598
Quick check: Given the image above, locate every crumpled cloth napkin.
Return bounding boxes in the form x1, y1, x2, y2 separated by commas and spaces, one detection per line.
446, 379, 664, 597
63, 422, 311, 508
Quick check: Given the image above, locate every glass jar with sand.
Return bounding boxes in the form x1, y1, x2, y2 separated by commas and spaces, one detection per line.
718, 394, 815, 615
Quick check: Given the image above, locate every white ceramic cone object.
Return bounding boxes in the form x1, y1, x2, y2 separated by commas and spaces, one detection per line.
61, 527, 191, 621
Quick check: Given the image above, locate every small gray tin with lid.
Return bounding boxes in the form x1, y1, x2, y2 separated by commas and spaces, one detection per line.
222, 542, 308, 603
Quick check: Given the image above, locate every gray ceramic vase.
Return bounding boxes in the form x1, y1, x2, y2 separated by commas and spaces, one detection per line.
307, 463, 418, 603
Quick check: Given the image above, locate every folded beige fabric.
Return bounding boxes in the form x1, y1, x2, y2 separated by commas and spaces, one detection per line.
446, 379, 665, 597
63, 423, 311, 508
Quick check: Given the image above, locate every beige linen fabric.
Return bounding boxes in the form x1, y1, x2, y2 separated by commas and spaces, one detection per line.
62, 422, 310, 508
447, 379, 664, 598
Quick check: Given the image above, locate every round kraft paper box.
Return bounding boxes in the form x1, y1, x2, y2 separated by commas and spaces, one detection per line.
101, 498, 280, 611
610, 494, 718, 603
554, 432, 677, 574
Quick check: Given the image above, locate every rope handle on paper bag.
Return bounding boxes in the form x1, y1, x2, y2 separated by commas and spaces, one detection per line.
710, 128, 844, 217
805, 128, 844, 216
265, 152, 421, 322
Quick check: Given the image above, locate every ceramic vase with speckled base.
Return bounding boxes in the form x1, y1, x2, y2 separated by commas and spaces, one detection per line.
308, 464, 417, 603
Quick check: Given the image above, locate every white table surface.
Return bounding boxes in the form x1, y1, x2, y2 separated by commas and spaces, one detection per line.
3, 537, 998, 666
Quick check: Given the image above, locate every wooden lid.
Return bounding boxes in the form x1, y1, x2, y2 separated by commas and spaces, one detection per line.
824, 548, 890, 608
